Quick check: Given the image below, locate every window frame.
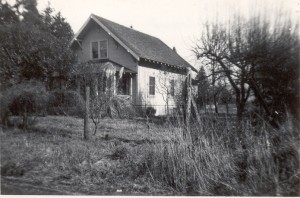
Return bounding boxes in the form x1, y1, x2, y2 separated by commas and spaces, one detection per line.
170, 79, 175, 96
91, 41, 99, 59
90, 39, 108, 60
149, 76, 155, 95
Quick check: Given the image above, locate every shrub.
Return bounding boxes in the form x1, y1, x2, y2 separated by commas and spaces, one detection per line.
89, 95, 136, 135
47, 90, 84, 117
146, 107, 156, 117
0, 80, 49, 128
100, 95, 136, 119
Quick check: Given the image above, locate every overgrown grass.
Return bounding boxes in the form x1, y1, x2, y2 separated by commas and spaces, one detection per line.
1, 115, 299, 195
130, 115, 300, 196
0, 116, 175, 195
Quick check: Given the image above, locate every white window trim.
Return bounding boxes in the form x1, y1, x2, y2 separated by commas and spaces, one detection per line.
90, 39, 108, 60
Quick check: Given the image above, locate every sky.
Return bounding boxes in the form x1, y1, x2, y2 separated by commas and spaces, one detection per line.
5, 0, 300, 68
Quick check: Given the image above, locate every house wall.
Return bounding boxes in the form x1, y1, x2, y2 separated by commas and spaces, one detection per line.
75, 21, 138, 72
73, 20, 188, 115
136, 66, 186, 115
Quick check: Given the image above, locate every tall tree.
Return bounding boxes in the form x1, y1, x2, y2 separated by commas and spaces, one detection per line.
0, 1, 75, 90
195, 66, 210, 109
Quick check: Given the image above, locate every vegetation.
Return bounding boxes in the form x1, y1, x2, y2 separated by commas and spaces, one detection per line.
0, 0, 298, 196
0, 80, 49, 129
1, 115, 298, 195
47, 90, 85, 117
0, 0, 75, 90
193, 11, 299, 123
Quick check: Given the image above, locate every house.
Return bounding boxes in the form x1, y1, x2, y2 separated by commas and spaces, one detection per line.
70, 14, 196, 115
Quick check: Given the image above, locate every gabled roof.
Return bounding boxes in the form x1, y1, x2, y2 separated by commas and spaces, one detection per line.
71, 14, 197, 72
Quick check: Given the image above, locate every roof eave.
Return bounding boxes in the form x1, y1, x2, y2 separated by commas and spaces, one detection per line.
70, 14, 140, 61
70, 15, 92, 47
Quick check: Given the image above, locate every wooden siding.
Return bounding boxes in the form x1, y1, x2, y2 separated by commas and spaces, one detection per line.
136, 65, 185, 115
74, 20, 138, 72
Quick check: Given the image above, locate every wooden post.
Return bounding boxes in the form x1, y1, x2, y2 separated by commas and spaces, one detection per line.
191, 97, 201, 123
94, 76, 98, 97
84, 86, 90, 140
185, 68, 192, 132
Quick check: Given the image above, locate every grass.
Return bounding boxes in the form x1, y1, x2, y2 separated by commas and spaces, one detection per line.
1, 116, 175, 195
1, 115, 299, 195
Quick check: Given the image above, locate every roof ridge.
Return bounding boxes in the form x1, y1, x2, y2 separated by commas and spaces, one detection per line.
91, 14, 160, 41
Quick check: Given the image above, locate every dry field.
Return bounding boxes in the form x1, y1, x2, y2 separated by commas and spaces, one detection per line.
1, 115, 299, 195
1, 116, 175, 195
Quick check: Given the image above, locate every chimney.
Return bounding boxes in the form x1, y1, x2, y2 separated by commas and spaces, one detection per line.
130, 25, 133, 29
173, 46, 177, 53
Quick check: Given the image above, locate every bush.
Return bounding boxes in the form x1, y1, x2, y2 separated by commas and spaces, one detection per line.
146, 107, 156, 117
0, 80, 49, 128
95, 95, 136, 119
47, 90, 84, 117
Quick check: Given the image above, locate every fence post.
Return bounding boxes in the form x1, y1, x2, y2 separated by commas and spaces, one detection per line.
185, 68, 192, 133
84, 86, 90, 140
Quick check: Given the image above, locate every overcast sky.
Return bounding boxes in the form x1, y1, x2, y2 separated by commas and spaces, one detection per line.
6, 0, 300, 67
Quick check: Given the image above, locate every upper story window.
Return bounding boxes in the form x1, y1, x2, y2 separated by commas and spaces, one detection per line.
91, 40, 108, 59
91, 41, 99, 59
149, 76, 155, 95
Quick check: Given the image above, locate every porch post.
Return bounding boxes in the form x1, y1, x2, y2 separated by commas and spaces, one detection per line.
130, 74, 133, 98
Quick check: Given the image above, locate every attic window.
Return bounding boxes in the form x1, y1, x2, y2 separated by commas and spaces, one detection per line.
91, 40, 108, 59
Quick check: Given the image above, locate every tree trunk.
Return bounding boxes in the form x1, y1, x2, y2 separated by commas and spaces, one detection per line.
225, 102, 229, 114
77, 76, 81, 95
213, 94, 218, 114
23, 105, 28, 129
235, 99, 248, 183
248, 79, 279, 128
84, 86, 90, 140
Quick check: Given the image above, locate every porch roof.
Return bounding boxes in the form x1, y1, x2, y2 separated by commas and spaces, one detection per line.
75, 61, 136, 75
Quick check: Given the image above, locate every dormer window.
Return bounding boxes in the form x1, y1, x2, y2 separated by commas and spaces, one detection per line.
91, 40, 108, 59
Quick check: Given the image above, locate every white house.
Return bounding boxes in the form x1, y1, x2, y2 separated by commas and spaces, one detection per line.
70, 14, 197, 115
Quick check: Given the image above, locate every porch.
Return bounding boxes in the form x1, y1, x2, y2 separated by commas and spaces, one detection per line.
74, 62, 137, 101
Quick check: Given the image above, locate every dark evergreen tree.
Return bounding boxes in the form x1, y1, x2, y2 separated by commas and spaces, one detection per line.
0, 1, 75, 90
195, 66, 210, 108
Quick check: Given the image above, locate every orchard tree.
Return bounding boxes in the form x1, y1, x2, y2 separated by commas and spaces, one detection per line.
193, 13, 298, 126
193, 18, 252, 121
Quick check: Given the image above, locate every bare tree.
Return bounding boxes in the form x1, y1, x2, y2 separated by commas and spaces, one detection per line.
193, 18, 252, 121
155, 70, 177, 115
193, 12, 298, 127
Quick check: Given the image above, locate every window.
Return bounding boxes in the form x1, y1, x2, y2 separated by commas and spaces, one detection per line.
149, 77, 155, 95
91, 41, 99, 59
100, 40, 108, 58
170, 79, 175, 96
91, 40, 108, 59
